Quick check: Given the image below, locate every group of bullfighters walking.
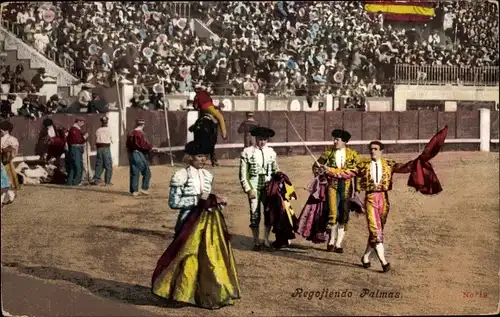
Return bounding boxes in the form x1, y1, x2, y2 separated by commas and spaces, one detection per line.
149, 86, 448, 310
1, 86, 448, 311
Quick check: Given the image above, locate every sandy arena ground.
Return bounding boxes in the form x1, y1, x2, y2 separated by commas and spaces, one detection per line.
1, 152, 499, 316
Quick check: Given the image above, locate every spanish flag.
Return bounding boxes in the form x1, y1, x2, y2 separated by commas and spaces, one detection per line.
364, 0, 435, 22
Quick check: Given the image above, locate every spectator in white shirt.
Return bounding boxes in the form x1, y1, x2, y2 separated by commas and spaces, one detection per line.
91, 116, 113, 186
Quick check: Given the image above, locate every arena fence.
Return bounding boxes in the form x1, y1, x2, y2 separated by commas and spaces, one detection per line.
395, 64, 499, 86
9, 108, 500, 166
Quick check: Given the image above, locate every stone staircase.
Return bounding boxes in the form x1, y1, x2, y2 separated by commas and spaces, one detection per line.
0, 25, 78, 98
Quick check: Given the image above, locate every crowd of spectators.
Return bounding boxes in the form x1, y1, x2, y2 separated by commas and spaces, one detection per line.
0, 63, 48, 94
1, 1, 498, 104
0, 90, 109, 120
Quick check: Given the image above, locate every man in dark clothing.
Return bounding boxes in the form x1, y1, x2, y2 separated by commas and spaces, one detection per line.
237, 112, 260, 147
31, 68, 47, 92
189, 112, 219, 167
0, 94, 16, 119
87, 93, 108, 113
17, 97, 41, 119
35, 118, 56, 160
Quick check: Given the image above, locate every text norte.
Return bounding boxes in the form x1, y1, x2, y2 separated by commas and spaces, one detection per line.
291, 288, 402, 300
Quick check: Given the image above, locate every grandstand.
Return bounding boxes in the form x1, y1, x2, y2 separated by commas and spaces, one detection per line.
1, 3, 499, 315
0, 0, 498, 115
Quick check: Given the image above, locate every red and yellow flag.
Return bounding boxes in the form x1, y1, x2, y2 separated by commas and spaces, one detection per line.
364, 0, 435, 22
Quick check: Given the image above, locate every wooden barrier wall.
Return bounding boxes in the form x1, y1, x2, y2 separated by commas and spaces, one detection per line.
8, 113, 103, 157
128, 110, 499, 163
4, 110, 499, 166
209, 110, 493, 159
121, 108, 187, 165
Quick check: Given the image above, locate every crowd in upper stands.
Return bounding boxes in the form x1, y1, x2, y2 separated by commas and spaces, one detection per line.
1, 0, 499, 105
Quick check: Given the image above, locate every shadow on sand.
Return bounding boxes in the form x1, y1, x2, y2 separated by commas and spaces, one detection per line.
93, 225, 173, 239
40, 184, 134, 197
1, 262, 197, 309
95, 224, 363, 270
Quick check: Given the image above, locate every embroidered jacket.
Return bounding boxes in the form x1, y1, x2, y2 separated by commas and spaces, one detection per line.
169, 166, 213, 210
239, 145, 278, 193
328, 158, 409, 193
316, 147, 359, 191
356, 158, 408, 192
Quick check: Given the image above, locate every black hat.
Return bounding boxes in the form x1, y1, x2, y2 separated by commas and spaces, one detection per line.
0, 121, 13, 132
184, 141, 212, 155
331, 129, 351, 142
250, 126, 275, 139
100, 116, 109, 123
43, 118, 53, 127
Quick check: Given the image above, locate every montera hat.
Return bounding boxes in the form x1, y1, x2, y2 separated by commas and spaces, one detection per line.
184, 141, 212, 156
43, 118, 54, 127
0, 121, 13, 132
250, 126, 275, 139
331, 129, 351, 142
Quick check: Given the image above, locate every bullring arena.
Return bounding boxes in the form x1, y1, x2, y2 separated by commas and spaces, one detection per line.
1, 0, 500, 316
2, 109, 500, 316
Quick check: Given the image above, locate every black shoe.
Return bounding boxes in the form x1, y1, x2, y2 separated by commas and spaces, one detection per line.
382, 263, 391, 273
252, 244, 262, 251
326, 245, 334, 252
361, 257, 371, 268
272, 239, 289, 249
333, 247, 344, 253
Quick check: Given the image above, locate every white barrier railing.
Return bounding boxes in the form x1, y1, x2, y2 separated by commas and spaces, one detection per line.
395, 64, 499, 86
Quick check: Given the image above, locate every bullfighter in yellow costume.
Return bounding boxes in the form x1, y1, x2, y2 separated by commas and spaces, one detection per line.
151, 141, 240, 309
323, 126, 448, 272
314, 129, 359, 253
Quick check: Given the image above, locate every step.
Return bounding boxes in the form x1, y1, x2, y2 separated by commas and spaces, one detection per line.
0, 26, 78, 91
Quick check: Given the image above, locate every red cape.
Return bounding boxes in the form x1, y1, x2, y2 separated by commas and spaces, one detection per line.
396, 125, 448, 195
193, 91, 213, 112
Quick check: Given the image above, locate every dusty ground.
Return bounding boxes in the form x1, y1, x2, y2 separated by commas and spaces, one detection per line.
1, 152, 499, 316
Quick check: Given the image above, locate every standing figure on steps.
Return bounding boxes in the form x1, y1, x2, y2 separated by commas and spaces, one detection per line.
239, 127, 278, 251
313, 129, 360, 253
